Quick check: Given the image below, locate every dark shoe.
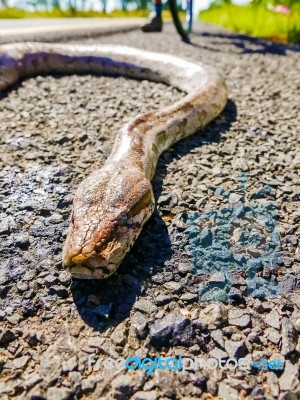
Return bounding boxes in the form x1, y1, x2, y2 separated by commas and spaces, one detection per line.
141, 14, 163, 32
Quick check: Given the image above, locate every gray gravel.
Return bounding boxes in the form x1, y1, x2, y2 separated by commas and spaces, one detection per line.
0, 22, 300, 399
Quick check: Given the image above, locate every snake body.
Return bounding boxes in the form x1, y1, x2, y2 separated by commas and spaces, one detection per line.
0, 42, 227, 279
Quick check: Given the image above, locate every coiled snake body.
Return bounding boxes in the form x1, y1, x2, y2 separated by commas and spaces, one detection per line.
0, 43, 227, 279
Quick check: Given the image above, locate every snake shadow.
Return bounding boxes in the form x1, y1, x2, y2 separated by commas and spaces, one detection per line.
71, 99, 237, 331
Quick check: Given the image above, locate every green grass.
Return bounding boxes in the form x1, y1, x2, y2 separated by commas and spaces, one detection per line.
0, 7, 150, 19
200, 4, 300, 44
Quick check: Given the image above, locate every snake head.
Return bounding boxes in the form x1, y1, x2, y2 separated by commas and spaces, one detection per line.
62, 165, 154, 279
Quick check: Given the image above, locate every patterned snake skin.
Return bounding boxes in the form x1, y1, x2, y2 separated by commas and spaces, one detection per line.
0, 42, 227, 279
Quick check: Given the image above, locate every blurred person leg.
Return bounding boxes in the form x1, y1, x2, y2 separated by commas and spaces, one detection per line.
141, 0, 163, 32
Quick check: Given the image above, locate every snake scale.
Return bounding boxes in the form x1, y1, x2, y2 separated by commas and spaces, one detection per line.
0, 42, 227, 279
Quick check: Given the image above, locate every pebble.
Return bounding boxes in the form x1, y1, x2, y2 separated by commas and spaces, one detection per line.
47, 387, 71, 400
149, 312, 193, 348
265, 310, 281, 330
0, 329, 16, 344
177, 263, 191, 275
132, 391, 157, 400
199, 303, 228, 329
281, 317, 297, 356
228, 309, 250, 328
224, 340, 248, 358
12, 355, 30, 369
134, 300, 157, 315
81, 376, 96, 392
218, 382, 239, 400
62, 356, 77, 373
112, 375, 132, 399
279, 361, 299, 391
211, 329, 225, 348
265, 327, 281, 344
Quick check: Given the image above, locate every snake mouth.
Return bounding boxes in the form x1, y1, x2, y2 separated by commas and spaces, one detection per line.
64, 189, 154, 279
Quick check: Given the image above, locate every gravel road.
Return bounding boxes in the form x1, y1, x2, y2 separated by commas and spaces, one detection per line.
0, 22, 300, 399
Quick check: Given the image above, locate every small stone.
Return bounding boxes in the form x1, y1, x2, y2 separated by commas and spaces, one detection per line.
86, 336, 105, 348
266, 310, 280, 330
134, 299, 157, 315
15, 234, 30, 249
12, 355, 29, 369
158, 193, 177, 207
180, 292, 198, 303
224, 340, 248, 358
149, 312, 193, 348
207, 378, 218, 395
155, 294, 173, 306
281, 274, 297, 293
16, 281, 29, 292
178, 263, 191, 275
6, 314, 22, 325
132, 391, 157, 400
281, 317, 297, 356
81, 376, 96, 392
49, 285, 68, 298
163, 281, 182, 294
44, 274, 57, 286
211, 329, 225, 348
266, 372, 279, 398
279, 361, 299, 391
68, 371, 82, 388
62, 356, 77, 373
208, 272, 226, 284
58, 271, 71, 286
47, 387, 71, 400
0, 216, 15, 235
261, 301, 272, 311
265, 327, 281, 344
294, 318, 300, 332
111, 324, 127, 346
40, 346, 62, 385
0, 329, 16, 345
25, 372, 42, 389
209, 347, 228, 359
218, 382, 239, 400
131, 312, 147, 335
199, 303, 228, 329
112, 375, 132, 399
228, 309, 250, 328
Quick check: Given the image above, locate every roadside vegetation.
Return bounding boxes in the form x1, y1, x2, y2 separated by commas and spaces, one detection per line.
200, 1, 300, 44
0, 7, 149, 18
0, 0, 153, 18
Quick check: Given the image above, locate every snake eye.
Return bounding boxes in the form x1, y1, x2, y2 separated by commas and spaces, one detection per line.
118, 212, 128, 226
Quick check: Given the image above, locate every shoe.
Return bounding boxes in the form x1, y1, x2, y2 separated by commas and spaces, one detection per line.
141, 14, 163, 32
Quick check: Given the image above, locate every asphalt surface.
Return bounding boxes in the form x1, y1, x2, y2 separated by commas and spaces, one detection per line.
0, 21, 300, 400
0, 18, 145, 44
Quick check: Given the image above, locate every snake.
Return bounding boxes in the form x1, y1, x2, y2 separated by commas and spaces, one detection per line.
0, 42, 227, 279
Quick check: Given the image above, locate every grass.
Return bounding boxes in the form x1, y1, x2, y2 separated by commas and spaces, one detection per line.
0, 7, 150, 19
200, 4, 300, 44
